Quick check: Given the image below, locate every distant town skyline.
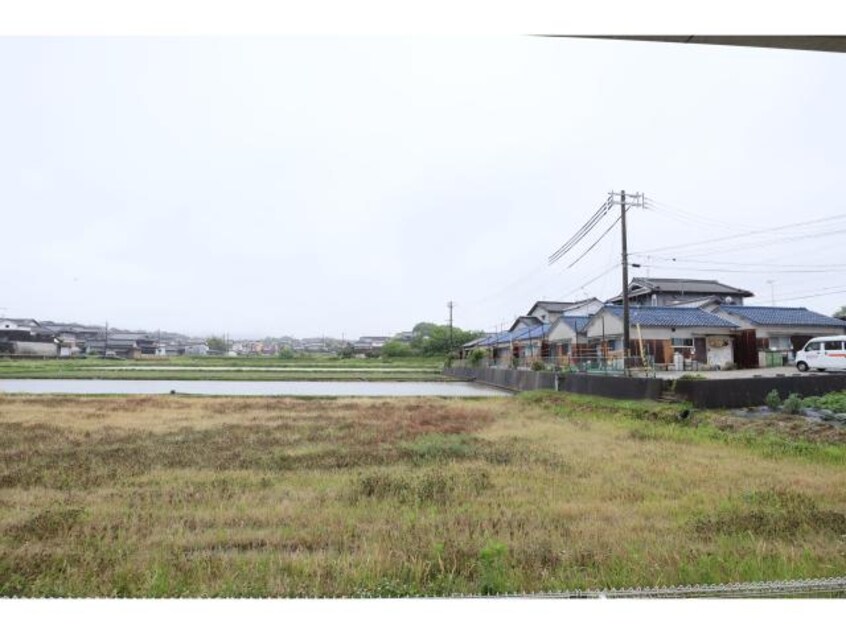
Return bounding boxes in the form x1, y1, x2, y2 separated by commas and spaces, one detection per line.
2, 37, 845, 339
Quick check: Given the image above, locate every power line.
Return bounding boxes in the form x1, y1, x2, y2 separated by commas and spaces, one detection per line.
635, 226, 846, 260
637, 263, 846, 275
773, 285, 846, 303
642, 255, 846, 270
548, 197, 611, 264
644, 197, 761, 231
630, 212, 846, 256
566, 215, 621, 269
558, 263, 620, 301
477, 262, 621, 338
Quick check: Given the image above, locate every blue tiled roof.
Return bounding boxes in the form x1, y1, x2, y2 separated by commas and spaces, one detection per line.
718, 305, 846, 327
604, 305, 737, 328
476, 324, 550, 346
510, 324, 550, 343
558, 315, 591, 334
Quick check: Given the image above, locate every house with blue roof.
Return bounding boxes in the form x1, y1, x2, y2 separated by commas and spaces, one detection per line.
585, 305, 739, 368
710, 305, 846, 367
546, 315, 593, 366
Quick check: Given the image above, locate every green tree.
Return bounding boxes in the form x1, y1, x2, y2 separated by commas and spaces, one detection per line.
834, 306, 846, 320
381, 341, 413, 358
206, 336, 229, 353
412, 322, 438, 338
411, 325, 484, 356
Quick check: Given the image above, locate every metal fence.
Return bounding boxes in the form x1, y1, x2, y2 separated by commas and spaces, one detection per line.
448, 576, 846, 599
454, 355, 658, 378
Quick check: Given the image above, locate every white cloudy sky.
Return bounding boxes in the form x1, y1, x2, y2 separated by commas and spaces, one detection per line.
1, 36, 845, 338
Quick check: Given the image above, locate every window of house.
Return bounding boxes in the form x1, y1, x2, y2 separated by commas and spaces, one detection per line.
824, 341, 844, 351
768, 336, 792, 350
671, 338, 694, 348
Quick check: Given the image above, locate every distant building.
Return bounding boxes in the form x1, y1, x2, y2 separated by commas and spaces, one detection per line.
86, 333, 156, 359
0, 318, 58, 356
184, 342, 210, 356
353, 336, 391, 355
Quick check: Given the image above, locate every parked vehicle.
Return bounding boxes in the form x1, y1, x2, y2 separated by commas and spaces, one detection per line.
795, 336, 846, 372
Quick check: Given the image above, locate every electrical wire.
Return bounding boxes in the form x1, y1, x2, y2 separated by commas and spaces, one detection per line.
644, 197, 761, 232
636, 263, 846, 275
641, 255, 846, 270
635, 226, 846, 260
548, 197, 611, 264
772, 285, 846, 302
567, 216, 621, 269
630, 212, 846, 256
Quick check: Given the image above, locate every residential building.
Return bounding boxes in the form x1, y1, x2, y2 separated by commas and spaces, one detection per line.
184, 342, 210, 356
607, 277, 754, 307
0, 318, 59, 356
546, 315, 593, 366
584, 305, 739, 368
710, 305, 846, 368
527, 297, 604, 323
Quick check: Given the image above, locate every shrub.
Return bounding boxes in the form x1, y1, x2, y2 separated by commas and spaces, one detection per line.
764, 389, 782, 411
677, 373, 706, 381
531, 360, 546, 372
478, 541, 509, 595
468, 348, 486, 368
803, 391, 846, 414
381, 341, 413, 358
783, 393, 803, 415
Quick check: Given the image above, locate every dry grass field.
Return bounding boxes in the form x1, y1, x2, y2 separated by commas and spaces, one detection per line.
2, 391, 846, 597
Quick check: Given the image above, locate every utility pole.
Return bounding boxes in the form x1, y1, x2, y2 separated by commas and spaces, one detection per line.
103, 321, 109, 359
609, 191, 644, 374
447, 301, 454, 352
548, 190, 644, 373
620, 190, 630, 369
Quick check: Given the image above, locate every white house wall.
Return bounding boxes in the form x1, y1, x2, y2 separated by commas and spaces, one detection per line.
586, 312, 735, 340
586, 312, 624, 338
756, 325, 846, 338
713, 311, 846, 337
13, 341, 57, 356
529, 308, 553, 323
547, 321, 578, 342
560, 299, 604, 317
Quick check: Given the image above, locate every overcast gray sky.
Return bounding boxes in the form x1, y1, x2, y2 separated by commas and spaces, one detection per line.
2, 37, 845, 339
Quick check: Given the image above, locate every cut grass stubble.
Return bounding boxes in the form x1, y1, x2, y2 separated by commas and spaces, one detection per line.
2, 392, 846, 596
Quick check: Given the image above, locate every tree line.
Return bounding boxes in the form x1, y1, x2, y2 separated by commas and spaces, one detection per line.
379, 322, 484, 358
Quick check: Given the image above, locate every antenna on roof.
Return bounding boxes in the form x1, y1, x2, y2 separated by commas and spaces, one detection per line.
766, 280, 776, 306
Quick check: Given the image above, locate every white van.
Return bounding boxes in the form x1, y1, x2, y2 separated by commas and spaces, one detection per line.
795, 336, 846, 372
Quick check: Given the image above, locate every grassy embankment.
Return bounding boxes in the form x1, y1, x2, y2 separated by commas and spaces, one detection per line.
2, 391, 846, 597
0, 356, 446, 381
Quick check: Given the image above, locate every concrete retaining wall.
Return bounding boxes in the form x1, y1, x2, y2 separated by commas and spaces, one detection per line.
444, 367, 661, 399
443, 367, 556, 391
446, 368, 846, 408
673, 374, 846, 409
559, 373, 665, 400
